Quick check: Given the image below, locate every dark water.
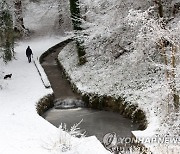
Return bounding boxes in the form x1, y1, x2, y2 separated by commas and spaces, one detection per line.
41, 41, 139, 142
43, 107, 138, 142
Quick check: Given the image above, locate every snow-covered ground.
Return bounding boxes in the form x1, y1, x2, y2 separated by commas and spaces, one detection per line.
0, 36, 110, 154
1, 0, 180, 153
57, 0, 180, 153
0, 0, 111, 153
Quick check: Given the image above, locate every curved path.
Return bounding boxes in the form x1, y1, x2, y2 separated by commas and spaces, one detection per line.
41, 40, 138, 141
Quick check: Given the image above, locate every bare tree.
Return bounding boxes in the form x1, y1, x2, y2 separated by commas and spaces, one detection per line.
154, 0, 164, 17
158, 38, 179, 109
14, 0, 27, 36
69, 0, 87, 65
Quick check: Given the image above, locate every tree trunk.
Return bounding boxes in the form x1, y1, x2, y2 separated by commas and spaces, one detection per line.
69, 0, 82, 30
171, 45, 179, 109
0, 1, 14, 63
14, 0, 27, 36
159, 38, 179, 110
154, 0, 163, 18
69, 0, 87, 65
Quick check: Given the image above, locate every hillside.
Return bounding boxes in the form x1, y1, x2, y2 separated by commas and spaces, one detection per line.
59, 0, 180, 153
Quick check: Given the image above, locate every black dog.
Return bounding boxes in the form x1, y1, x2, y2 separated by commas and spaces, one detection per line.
4, 74, 12, 79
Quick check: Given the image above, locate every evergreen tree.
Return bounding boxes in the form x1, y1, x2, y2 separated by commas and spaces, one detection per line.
0, 0, 14, 63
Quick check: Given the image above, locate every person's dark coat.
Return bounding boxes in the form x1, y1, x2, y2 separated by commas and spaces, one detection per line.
26, 46, 32, 57
26, 46, 33, 63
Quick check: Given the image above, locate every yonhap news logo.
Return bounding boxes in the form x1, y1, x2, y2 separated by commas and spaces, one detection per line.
102, 133, 180, 153
102, 132, 118, 153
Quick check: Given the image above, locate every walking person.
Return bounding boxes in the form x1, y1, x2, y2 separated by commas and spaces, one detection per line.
26, 46, 33, 63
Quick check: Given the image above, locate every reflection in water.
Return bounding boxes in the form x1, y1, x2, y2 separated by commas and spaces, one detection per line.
54, 98, 85, 109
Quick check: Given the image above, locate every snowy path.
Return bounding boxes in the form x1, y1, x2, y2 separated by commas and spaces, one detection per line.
0, 36, 110, 154
0, 37, 61, 154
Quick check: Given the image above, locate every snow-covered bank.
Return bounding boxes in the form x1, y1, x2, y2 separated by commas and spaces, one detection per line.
58, 39, 179, 153
56, 0, 180, 153
0, 36, 110, 154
